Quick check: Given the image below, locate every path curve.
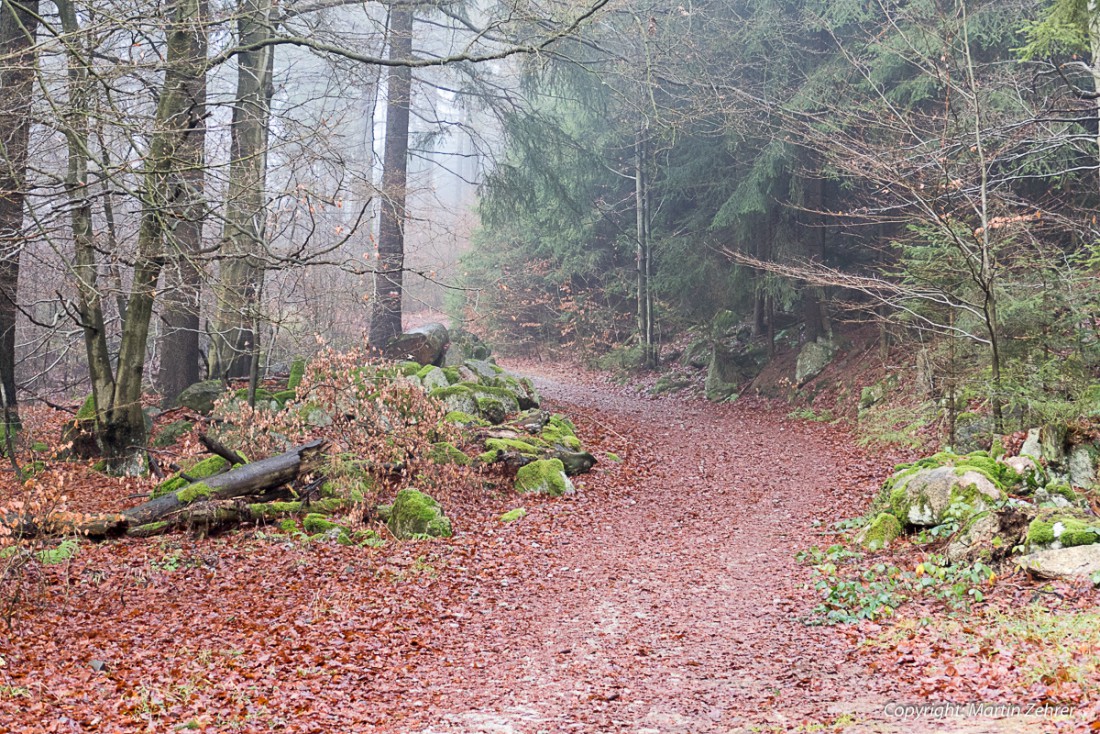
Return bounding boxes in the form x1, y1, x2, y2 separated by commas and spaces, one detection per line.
408, 368, 1042, 733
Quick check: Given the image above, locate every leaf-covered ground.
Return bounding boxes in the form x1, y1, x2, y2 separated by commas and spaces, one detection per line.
0, 366, 1093, 732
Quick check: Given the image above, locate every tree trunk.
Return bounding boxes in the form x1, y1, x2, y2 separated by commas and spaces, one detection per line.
156, 0, 208, 407
634, 128, 656, 368
212, 0, 273, 379
368, 6, 413, 350
0, 0, 39, 426
384, 322, 449, 365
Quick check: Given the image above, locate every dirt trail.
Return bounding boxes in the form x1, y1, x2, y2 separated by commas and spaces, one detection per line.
410, 369, 1049, 734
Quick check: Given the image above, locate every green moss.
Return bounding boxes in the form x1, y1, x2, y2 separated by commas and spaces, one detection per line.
443, 410, 488, 427
278, 519, 298, 533
234, 387, 274, 403
441, 367, 461, 384
273, 389, 297, 404
387, 488, 452, 539
476, 396, 509, 423
287, 358, 306, 389
398, 361, 423, 377
606, 452, 622, 462
515, 458, 572, 497
303, 513, 344, 534
1027, 516, 1100, 548
155, 454, 230, 496
859, 512, 902, 551
541, 425, 582, 451
130, 520, 170, 535
176, 481, 214, 504
75, 394, 97, 422
1047, 483, 1080, 503
248, 501, 303, 519
430, 384, 475, 400
478, 449, 500, 464
548, 414, 575, 436
416, 364, 438, 380
485, 437, 544, 454
499, 507, 527, 523
31, 441, 49, 453
428, 441, 471, 466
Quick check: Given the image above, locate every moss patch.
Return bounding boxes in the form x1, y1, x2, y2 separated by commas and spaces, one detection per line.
443, 410, 488, 427
287, 358, 306, 389
75, 394, 97, 422
499, 508, 527, 523
485, 437, 545, 455
859, 513, 902, 551
428, 441, 471, 466
1027, 514, 1100, 549
153, 420, 194, 448
515, 458, 573, 497
176, 481, 214, 504
387, 489, 452, 539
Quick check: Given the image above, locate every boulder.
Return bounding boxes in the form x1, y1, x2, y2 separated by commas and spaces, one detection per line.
855, 512, 901, 551
1016, 544, 1100, 583
888, 465, 1002, 527
1020, 424, 1067, 466
384, 323, 450, 366
382, 489, 453, 539
1025, 509, 1100, 551
795, 338, 837, 385
174, 380, 225, 415
515, 458, 575, 496
946, 505, 1034, 563
681, 339, 709, 369
1067, 444, 1098, 489
704, 310, 763, 402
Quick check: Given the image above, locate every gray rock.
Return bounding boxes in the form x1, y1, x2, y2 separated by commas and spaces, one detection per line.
1067, 444, 1098, 489
419, 366, 450, 392
1017, 544, 1100, 583
795, 338, 837, 385
1021, 425, 1067, 466
174, 380, 224, 414
891, 466, 1002, 527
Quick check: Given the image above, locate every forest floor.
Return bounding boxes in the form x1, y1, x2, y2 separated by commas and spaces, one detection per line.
0, 363, 1092, 732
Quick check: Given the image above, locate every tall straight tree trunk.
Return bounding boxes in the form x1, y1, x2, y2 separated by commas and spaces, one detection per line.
634, 128, 655, 368
0, 0, 39, 425
212, 0, 273, 379
367, 5, 413, 350
156, 0, 208, 406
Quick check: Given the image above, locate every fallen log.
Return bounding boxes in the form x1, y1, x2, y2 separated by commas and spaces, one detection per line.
384, 322, 449, 366
123, 439, 327, 527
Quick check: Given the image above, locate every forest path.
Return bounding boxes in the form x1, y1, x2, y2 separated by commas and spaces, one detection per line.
411, 366, 1046, 734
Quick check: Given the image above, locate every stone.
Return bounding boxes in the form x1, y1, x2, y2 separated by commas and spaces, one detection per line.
385, 489, 453, 539
855, 512, 901, 551
1016, 544, 1100, 583
1021, 424, 1066, 466
888, 466, 1002, 527
515, 458, 574, 497
946, 505, 1034, 563
795, 338, 837, 385
681, 339, 710, 369
418, 366, 450, 392
1025, 509, 1100, 550
1067, 444, 1097, 489
174, 380, 225, 415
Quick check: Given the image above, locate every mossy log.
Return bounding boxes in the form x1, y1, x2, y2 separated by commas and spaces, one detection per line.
122, 439, 327, 527
384, 323, 449, 366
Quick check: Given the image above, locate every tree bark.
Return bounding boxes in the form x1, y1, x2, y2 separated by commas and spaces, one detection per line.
368, 5, 413, 350
212, 0, 273, 379
0, 0, 39, 425
156, 0, 208, 407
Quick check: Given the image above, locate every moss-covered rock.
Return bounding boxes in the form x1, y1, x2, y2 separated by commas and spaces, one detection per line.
152, 419, 194, 448
174, 380, 225, 414
429, 384, 480, 416
855, 512, 902, 551
485, 437, 545, 455
515, 458, 574, 496
886, 464, 1002, 527
303, 513, 343, 534
795, 338, 837, 386
428, 441, 471, 466
386, 489, 453, 539
443, 410, 488, 428
500, 508, 527, 523
1026, 509, 1100, 550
